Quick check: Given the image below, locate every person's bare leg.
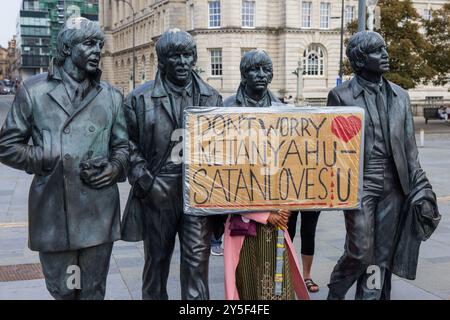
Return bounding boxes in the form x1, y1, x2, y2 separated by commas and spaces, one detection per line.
302, 254, 319, 292
302, 254, 314, 279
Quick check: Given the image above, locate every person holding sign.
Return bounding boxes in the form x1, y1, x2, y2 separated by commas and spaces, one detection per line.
326, 31, 439, 300
223, 49, 309, 300
122, 29, 223, 300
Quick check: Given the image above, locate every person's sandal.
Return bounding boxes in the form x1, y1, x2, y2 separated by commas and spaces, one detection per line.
305, 278, 319, 293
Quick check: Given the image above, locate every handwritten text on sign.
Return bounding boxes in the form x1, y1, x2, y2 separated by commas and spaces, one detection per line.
184, 107, 364, 214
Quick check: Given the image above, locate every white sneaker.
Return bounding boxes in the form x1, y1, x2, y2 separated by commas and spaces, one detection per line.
211, 246, 224, 256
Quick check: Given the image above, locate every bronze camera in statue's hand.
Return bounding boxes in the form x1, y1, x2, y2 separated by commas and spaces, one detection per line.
80, 156, 120, 189
80, 156, 109, 182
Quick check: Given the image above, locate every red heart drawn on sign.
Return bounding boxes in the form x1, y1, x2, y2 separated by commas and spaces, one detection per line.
331, 116, 362, 143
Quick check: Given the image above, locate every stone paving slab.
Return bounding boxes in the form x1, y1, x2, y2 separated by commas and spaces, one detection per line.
0, 273, 133, 300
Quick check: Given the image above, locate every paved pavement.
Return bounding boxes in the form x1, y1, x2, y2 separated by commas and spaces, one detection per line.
0, 95, 449, 300
0, 95, 14, 125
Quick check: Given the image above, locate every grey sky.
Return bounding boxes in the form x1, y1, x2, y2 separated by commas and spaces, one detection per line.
0, 0, 22, 48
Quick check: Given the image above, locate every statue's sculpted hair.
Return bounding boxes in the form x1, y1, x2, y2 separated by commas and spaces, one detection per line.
55, 17, 104, 66
155, 29, 197, 73
346, 31, 386, 74
240, 49, 273, 84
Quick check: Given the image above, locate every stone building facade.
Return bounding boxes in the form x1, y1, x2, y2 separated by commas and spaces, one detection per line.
99, 0, 449, 103
7, 37, 19, 82
14, 0, 98, 81
0, 47, 8, 81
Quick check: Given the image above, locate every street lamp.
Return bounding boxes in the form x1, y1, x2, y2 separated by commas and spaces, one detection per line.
115, 0, 136, 91
338, 0, 345, 85
358, 0, 366, 31
194, 66, 205, 76
292, 61, 304, 106
331, 0, 345, 85
367, 0, 379, 31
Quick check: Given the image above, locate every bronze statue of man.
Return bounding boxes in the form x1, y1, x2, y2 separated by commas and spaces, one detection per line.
122, 29, 223, 300
224, 49, 280, 107
223, 49, 320, 299
0, 17, 129, 299
326, 31, 439, 300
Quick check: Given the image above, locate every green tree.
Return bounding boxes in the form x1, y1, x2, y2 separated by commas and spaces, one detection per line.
344, 0, 436, 89
422, 3, 450, 87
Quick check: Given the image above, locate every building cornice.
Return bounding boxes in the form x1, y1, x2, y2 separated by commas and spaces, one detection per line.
189, 27, 342, 36
105, 43, 153, 57
110, 0, 185, 33
108, 27, 343, 54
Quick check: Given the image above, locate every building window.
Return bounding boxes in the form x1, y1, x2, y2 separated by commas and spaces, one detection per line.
141, 55, 147, 83
344, 5, 355, 26
24, 0, 39, 11
303, 44, 325, 76
162, 10, 167, 32
210, 49, 222, 76
423, 8, 431, 21
320, 2, 331, 29
242, 0, 255, 28
302, 2, 312, 28
190, 4, 195, 29
149, 53, 156, 78
208, 0, 221, 28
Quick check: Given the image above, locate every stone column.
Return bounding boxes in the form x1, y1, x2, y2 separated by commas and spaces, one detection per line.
112, 0, 117, 25
126, 2, 131, 19
119, 1, 124, 22
104, 0, 111, 29
99, 0, 104, 27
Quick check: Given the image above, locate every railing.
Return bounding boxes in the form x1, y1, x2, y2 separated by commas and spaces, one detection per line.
412, 99, 450, 117
294, 97, 450, 117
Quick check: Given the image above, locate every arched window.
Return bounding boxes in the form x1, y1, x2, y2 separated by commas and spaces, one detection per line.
141, 55, 147, 83
303, 44, 325, 76
149, 53, 155, 78
142, 24, 146, 43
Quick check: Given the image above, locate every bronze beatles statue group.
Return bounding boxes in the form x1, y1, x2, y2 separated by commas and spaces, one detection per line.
0, 18, 440, 300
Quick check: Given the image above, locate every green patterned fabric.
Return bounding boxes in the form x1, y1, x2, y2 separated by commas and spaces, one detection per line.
236, 223, 295, 300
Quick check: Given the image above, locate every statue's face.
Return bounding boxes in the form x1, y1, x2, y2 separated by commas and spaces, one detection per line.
244, 64, 273, 92
364, 44, 389, 74
69, 37, 104, 74
164, 49, 195, 85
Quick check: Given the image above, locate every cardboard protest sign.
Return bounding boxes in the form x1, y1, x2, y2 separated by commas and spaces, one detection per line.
183, 106, 364, 215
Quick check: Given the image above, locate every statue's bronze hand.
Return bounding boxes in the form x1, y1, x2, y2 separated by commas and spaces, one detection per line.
133, 173, 153, 199
421, 200, 434, 215
83, 162, 120, 189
